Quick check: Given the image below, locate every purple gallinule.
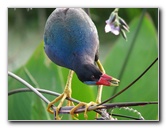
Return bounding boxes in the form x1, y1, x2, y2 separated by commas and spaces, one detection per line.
44, 8, 119, 120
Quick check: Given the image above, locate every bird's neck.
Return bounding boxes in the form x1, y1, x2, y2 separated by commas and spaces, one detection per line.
73, 57, 94, 73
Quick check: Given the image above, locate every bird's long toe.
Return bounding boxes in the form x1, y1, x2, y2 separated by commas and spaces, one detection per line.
47, 93, 68, 120
70, 101, 97, 120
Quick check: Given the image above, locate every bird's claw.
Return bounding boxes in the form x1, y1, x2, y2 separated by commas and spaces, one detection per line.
55, 115, 62, 120
70, 101, 97, 120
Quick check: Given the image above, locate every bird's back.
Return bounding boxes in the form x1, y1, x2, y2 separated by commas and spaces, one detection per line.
44, 8, 99, 70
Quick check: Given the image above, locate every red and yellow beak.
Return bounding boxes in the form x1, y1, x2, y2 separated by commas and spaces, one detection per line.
96, 74, 120, 86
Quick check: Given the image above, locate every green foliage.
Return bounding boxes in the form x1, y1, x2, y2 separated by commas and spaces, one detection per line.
8, 9, 158, 120
102, 14, 158, 120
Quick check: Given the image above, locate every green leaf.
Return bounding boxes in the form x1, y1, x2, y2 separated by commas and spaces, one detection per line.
8, 42, 97, 120
8, 11, 158, 120
101, 14, 158, 120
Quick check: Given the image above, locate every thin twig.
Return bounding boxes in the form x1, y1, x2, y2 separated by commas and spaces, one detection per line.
8, 72, 106, 118
8, 71, 50, 104
8, 87, 80, 104
8, 83, 157, 115
111, 113, 143, 120
112, 8, 147, 97
23, 67, 51, 119
97, 57, 158, 106
51, 101, 157, 114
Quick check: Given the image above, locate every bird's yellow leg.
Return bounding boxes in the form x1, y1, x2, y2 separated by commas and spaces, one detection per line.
96, 59, 119, 103
96, 60, 105, 73
96, 60, 119, 119
96, 60, 105, 104
47, 70, 74, 120
70, 101, 97, 120
95, 60, 105, 118
70, 60, 110, 120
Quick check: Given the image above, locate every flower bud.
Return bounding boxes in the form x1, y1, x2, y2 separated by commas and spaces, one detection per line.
105, 8, 129, 41
120, 29, 127, 41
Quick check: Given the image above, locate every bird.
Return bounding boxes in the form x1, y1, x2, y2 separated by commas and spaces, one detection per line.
44, 8, 119, 120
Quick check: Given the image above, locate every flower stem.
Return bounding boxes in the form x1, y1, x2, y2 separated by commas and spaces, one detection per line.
114, 8, 119, 13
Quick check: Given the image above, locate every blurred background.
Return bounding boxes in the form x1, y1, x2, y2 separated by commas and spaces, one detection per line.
8, 8, 158, 71
8, 8, 158, 120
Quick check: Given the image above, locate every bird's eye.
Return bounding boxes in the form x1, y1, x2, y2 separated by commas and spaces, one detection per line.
91, 75, 95, 80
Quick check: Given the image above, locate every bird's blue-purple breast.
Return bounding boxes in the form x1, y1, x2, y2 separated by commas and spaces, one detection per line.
44, 8, 99, 70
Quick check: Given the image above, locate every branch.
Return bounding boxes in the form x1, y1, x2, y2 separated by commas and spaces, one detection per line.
97, 57, 158, 106
8, 71, 50, 104
8, 72, 102, 118
8, 71, 158, 120
111, 113, 142, 120
53, 101, 158, 114
9, 88, 157, 110
111, 8, 147, 97
8, 85, 158, 116
8, 72, 106, 118
8, 87, 80, 104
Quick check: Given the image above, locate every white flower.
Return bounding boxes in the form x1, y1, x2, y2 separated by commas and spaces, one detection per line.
105, 8, 129, 41
105, 19, 120, 35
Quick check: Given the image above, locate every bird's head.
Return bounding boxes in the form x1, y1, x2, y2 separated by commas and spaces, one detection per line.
75, 64, 119, 86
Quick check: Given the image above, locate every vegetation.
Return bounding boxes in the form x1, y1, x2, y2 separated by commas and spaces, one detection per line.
8, 8, 158, 120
